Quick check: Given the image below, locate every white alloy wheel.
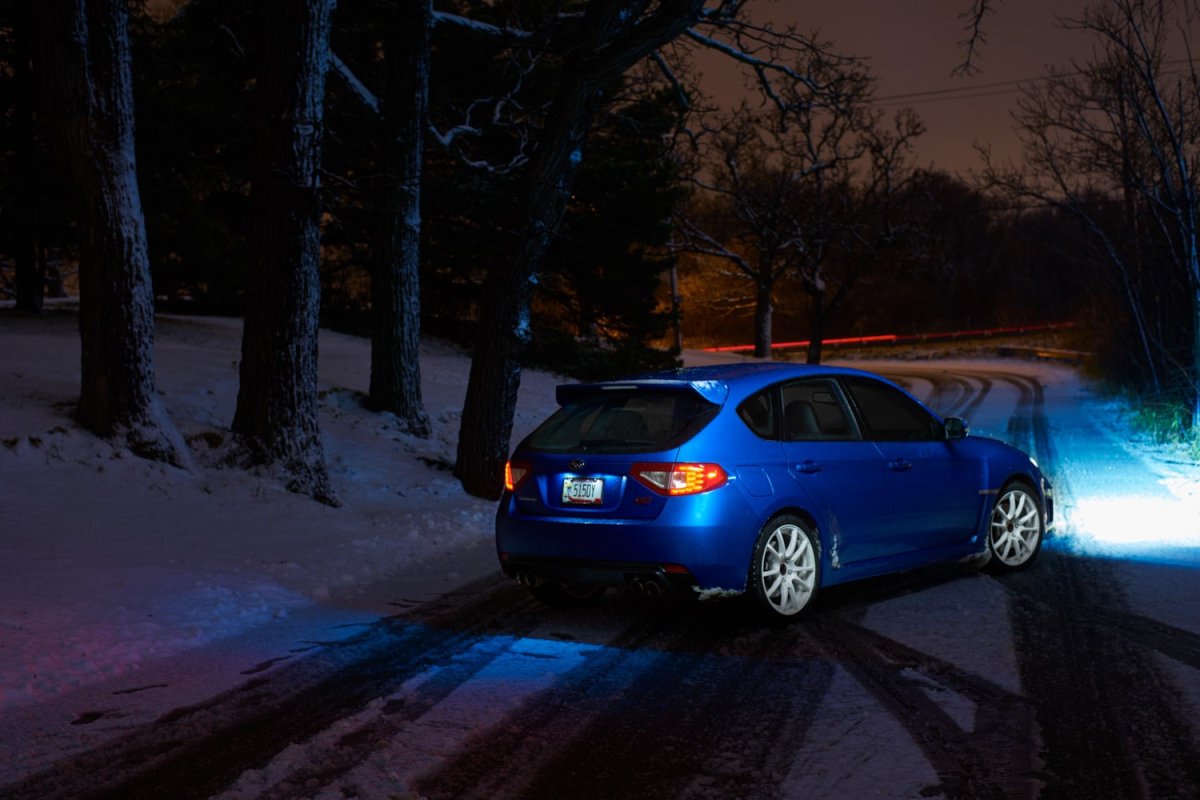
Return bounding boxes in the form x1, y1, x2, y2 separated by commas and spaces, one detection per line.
988, 486, 1043, 569
751, 517, 819, 618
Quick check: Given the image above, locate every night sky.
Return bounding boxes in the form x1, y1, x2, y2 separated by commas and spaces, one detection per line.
696, 1, 1103, 175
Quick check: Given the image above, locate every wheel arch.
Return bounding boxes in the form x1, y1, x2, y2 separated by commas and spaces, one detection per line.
997, 472, 1045, 516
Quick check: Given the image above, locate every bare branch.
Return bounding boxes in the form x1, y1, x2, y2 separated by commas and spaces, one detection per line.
651, 50, 691, 112
430, 11, 534, 42
217, 23, 246, 61
428, 46, 541, 175
329, 52, 380, 117
681, 26, 824, 106
953, 0, 994, 77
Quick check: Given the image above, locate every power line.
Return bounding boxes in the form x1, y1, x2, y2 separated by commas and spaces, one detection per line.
871, 58, 1197, 107
875, 74, 1047, 102
875, 86, 1027, 108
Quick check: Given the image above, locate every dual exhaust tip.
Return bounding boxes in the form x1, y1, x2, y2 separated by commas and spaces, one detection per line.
626, 577, 663, 597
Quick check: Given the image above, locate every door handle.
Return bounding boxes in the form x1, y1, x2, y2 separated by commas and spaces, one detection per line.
888, 459, 912, 472
793, 460, 822, 474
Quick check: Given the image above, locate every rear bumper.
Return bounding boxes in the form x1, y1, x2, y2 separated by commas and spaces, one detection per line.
495, 487, 758, 591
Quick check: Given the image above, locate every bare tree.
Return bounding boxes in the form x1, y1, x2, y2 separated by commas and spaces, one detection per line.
34, 0, 190, 466
673, 62, 922, 363
988, 0, 1200, 423
673, 99, 852, 359
804, 108, 924, 363
232, 0, 338, 504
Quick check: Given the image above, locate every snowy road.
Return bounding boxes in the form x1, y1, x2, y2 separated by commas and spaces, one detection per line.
3, 359, 1199, 799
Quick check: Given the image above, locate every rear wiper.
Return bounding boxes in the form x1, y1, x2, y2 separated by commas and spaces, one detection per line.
579, 438, 657, 449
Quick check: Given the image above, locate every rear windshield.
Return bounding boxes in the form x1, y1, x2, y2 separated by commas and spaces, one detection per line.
524, 389, 720, 454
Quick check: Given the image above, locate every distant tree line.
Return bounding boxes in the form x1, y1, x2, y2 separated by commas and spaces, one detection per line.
0, 0, 1192, 504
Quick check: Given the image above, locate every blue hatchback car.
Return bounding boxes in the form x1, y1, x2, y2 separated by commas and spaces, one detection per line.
496, 363, 1052, 619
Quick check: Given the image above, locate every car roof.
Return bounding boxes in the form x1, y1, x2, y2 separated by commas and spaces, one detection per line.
557, 361, 887, 406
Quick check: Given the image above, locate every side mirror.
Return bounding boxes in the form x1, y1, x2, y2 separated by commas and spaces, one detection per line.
944, 416, 969, 440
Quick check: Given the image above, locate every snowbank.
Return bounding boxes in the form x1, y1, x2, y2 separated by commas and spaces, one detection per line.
0, 311, 563, 714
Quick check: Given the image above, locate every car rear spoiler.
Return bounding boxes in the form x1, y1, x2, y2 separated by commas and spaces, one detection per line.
556, 378, 729, 406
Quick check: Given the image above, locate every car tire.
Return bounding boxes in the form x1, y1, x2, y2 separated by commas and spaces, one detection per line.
985, 483, 1044, 572
749, 515, 820, 620
530, 581, 605, 608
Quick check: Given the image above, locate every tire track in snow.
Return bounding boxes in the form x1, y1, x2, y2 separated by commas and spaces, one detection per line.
806, 618, 1036, 800
412, 570, 1038, 800
1096, 611, 1200, 672
1003, 553, 1200, 799
430, 614, 834, 800
878, 369, 988, 420
213, 630, 560, 800
408, 600, 833, 800
0, 574, 548, 800
986, 368, 1200, 799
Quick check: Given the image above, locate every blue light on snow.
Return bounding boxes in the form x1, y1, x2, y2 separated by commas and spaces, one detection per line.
1054, 492, 1200, 568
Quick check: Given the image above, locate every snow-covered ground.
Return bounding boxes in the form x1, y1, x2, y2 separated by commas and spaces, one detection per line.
1, 309, 1198, 796
0, 311, 568, 779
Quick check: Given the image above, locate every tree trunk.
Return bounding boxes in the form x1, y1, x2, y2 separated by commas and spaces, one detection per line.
13, 4, 43, 314
232, 0, 337, 505
753, 280, 773, 358
367, 0, 431, 436
454, 75, 605, 499
669, 261, 683, 352
35, 0, 189, 466
806, 290, 825, 365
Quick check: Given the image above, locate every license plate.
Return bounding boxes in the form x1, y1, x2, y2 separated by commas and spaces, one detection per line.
563, 477, 604, 504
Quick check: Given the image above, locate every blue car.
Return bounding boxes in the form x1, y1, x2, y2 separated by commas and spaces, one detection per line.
496, 363, 1052, 619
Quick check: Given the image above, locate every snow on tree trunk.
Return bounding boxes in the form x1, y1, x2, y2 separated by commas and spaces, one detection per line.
367, 0, 431, 437
35, 0, 189, 467
232, 0, 337, 505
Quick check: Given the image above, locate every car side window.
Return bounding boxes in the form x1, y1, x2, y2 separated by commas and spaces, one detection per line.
736, 388, 778, 440
843, 377, 942, 441
781, 379, 856, 441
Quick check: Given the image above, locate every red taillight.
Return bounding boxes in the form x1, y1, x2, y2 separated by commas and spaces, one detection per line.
632, 462, 727, 496
505, 459, 531, 491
